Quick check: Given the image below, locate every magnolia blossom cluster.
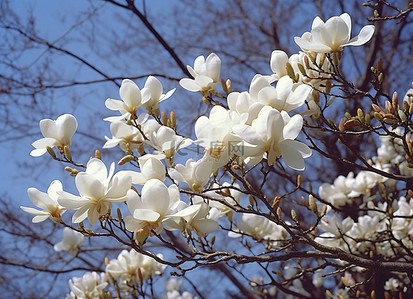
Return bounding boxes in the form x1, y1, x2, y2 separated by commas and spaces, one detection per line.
22, 12, 388, 298
64, 249, 193, 299
106, 249, 165, 293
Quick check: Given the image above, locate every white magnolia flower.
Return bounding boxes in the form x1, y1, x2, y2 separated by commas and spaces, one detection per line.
66, 272, 107, 299
233, 107, 312, 170
105, 79, 149, 121
179, 53, 221, 94
103, 121, 144, 153
169, 157, 213, 191
195, 106, 244, 168
21, 180, 65, 223
314, 214, 353, 249
294, 13, 375, 53
147, 125, 192, 165
141, 76, 175, 115
166, 202, 219, 237
229, 213, 287, 247
30, 114, 78, 157
205, 182, 242, 216
58, 158, 132, 225
54, 227, 84, 257
124, 179, 183, 239
106, 249, 165, 285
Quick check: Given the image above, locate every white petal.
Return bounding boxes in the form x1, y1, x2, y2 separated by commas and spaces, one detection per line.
120, 79, 142, 108
270, 50, 288, 76
283, 114, 303, 140
179, 78, 201, 92
133, 209, 161, 222
75, 173, 105, 199
344, 25, 375, 47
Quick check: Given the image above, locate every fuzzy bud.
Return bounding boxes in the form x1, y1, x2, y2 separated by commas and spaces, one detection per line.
46, 146, 57, 159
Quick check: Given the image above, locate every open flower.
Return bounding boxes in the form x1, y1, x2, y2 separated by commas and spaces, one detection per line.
106, 249, 165, 286
124, 179, 183, 243
57, 158, 132, 225
233, 107, 312, 170
169, 157, 213, 192
54, 227, 84, 257
179, 53, 221, 94
30, 114, 78, 157
294, 13, 375, 53
66, 272, 108, 299
21, 180, 65, 223
105, 79, 149, 121
166, 202, 219, 237
103, 121, 144, 153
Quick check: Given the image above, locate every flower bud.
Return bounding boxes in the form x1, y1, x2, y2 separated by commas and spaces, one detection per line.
161, 112, 168, 125
286, 62, 296, 82
376, 59, 382, 72
344, 112, 352, 120
46, 146, 57, 159
309, 195, 318, 214
357, 108, 364, 123
276, 207, 282, 219
392, 91, 399, 109
95, 149, 101, 160
385, 100, 394, 114
326, 290, 334, 298
373, 112, 384, 122
220, 78, 227, 93
118, 155, 134, 165
303, 55, 310, 68
371, 104, 382, 112
297, 62, 307, 76
291, 209, 297, 222
364, 113, 371, 126
170, 111, 176, 129
225, 79, 231, 93
64, 145, 72, 160
117, 208, 123, 223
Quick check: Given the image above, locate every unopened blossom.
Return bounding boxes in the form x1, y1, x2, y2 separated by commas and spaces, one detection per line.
66, 272, 107, 299
106, 249, 165, 286
294, 13, 375, 53
105, 79, 149, 121
54, 227, 84, 257
124, 179, 183, 242
169, 157, 213, 191
21, 180, 65, 223
141, 76, 175, 115
179, 53, 221, 94
30, 114, 78, 157
233, 107, 312, 170
58, 158, 132, 225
